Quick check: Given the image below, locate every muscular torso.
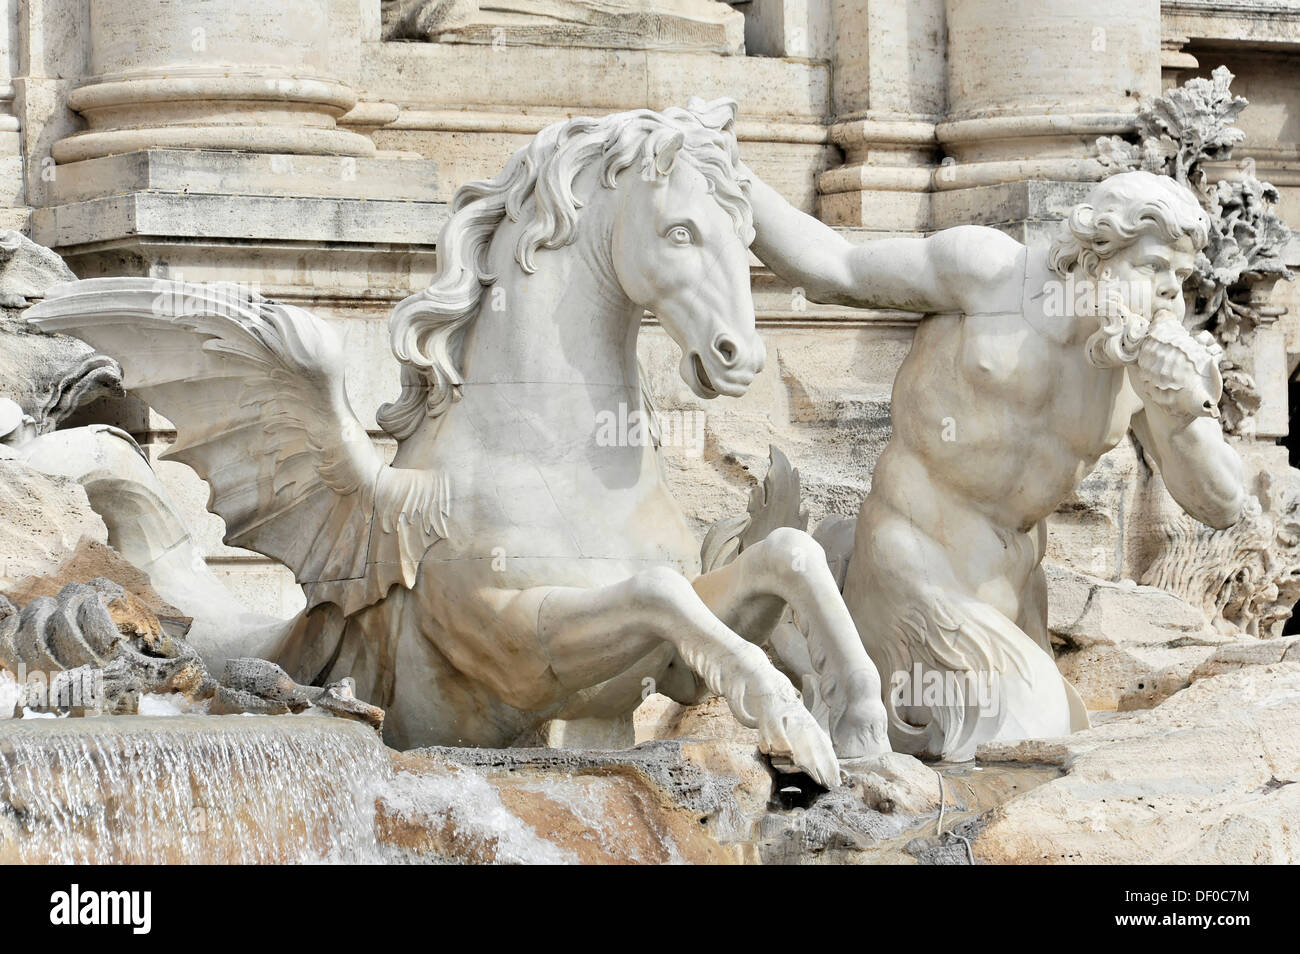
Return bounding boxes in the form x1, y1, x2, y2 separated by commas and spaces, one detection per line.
869, 247, 1142, 596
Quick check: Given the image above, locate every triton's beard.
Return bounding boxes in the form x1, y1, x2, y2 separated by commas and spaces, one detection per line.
1081, 271, 1168, 370
1086, 303, 1150, 369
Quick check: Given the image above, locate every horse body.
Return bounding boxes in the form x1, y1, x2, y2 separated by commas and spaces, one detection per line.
340, 167, 708, 746
28, 100, 891, 785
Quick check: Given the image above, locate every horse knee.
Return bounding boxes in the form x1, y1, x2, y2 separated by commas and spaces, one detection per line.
626, 566, 697, 617
755, 526, 825, 577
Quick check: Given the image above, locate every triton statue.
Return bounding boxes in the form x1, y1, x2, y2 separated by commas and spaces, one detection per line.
744, 168, 1245, 759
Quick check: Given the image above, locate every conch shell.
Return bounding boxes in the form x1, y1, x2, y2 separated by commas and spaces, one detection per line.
1132, 312, 1223, 421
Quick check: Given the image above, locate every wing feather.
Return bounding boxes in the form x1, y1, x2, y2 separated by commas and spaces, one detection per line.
27, 277, 444, 616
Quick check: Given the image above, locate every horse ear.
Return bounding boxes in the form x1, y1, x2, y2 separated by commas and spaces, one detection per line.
654, 131, 685, 175
687, 97, 738, 131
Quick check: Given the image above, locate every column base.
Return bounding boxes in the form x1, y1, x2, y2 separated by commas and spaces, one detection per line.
815, 117, 939, 232
53, 73, 376, 163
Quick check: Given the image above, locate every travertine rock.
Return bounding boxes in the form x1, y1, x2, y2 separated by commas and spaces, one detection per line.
1046, 563, 1218, 648
843, 751, 943, 816
379, 742, 757, 864
972, 663, 1300, 863
0, 232, 122, 432
214, 657, 385, 731
0, 231, 75, 308
1045, 562, 1229, 710
0, 460, 108, 591
377, 740, 947, 865
2, 536, 186, 628
1189, 635, 1300, 681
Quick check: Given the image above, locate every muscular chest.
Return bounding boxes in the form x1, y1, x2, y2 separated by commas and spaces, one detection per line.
957, 314, 1054, 408
953, 315, 1138, 456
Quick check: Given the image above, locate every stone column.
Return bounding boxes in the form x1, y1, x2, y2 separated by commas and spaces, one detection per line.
817, 0, 945, 231
52, 0, 374, 163
0, 0, 23, 221
932, 0, 1161, 235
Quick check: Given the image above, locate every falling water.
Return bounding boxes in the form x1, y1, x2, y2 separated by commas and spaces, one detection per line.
0, 715, 735, 864
379, 766, 577, 864
0, 715, 393, 864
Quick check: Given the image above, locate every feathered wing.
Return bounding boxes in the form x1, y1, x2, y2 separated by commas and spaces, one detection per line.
27, 278, 446, 617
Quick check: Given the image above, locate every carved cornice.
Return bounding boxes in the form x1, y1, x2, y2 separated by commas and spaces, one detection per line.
1162, 0, 1300, 43
1163, 0, 1300, 21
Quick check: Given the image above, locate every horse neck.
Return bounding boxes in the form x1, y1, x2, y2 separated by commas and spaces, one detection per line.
444, 201, 647, 446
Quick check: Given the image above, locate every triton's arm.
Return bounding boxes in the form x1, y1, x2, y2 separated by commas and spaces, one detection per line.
744, 169, 1024, 314
1122, 322, 1245, 530
1130, 407, 1245, 530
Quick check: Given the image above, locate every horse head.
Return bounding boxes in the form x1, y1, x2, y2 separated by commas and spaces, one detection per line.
606, 100, 763, 398
379, 98, 762, 439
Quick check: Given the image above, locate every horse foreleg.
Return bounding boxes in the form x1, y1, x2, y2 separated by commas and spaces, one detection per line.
537, 567, 841, 787
692, 527, 890, 759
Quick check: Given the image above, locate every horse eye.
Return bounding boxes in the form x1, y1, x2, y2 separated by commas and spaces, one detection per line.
667, 226, 693, 245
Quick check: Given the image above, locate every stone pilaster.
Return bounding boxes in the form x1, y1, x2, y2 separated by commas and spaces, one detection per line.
817, 0, 945, 232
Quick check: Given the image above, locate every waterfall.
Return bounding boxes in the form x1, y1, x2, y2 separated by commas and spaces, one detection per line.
1, 714, 733, 864
378, 764, 577, 864
0, 715, 392, 864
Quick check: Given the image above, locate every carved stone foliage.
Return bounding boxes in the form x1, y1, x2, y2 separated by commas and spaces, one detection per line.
1141, 466, 1300, 639
1097, 66, 1294, 436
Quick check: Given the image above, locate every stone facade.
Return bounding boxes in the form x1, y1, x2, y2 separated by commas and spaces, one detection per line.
2, 0, 1298, 637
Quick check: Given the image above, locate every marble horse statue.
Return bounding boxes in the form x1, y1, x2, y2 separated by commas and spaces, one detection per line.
29, 99, 888, 786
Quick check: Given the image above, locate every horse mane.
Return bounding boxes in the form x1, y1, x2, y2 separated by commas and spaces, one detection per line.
376, 98, 753, 440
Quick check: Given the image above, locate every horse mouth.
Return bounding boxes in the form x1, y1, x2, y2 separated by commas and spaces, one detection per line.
691, 352, 721, 398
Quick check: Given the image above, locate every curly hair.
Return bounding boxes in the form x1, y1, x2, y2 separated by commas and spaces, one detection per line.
1048, 171, 1210, 279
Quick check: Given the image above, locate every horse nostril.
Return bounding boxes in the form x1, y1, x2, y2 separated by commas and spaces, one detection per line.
713, 335, 738, 367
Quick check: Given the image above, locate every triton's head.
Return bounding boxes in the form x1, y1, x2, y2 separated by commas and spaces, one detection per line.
1050, 171, 1209, 325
